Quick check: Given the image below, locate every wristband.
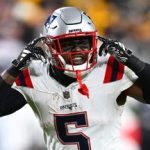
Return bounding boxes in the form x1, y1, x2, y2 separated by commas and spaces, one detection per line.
6, 66, 21, 77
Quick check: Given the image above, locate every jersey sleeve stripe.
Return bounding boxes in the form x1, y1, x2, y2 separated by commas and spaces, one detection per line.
15, 71, 27, 86
116, 62, 124, 80
15, 76, 21, 86
103, 56, 114, 83
15, 68, 33, 88
22, 68, 33, 88
110, 58, 120, 82
103, 56, 124, 83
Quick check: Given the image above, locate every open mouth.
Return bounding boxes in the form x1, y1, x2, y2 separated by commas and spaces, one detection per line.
72, 55, 86, 65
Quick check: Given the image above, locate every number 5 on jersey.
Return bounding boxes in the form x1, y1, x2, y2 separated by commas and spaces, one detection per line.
54, 112, 91, 150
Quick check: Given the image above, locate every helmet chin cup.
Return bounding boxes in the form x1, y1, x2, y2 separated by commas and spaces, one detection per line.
64, 65, 93, 78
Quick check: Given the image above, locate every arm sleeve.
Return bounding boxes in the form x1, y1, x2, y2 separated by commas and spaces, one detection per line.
126, 55, 150, 103
0, 76, 27, 117
120, 66, 138, 92
137, 63, 150, 103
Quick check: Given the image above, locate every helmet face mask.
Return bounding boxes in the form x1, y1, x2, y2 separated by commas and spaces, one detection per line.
46, 32, 97, 71
42, 7, 98, 77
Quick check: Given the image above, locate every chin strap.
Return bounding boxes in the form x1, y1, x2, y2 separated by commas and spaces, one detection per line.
76, 70, 89, 99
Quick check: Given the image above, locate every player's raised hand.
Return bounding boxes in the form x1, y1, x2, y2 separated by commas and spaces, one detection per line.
12, 37, 46, 71
98, 36, 133, 64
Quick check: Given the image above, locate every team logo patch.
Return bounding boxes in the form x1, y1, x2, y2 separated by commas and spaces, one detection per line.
44, 15, 57, 32
63, 91, 70, 99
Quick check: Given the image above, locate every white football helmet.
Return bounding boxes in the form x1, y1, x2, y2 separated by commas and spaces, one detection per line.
42, 7, 98, 77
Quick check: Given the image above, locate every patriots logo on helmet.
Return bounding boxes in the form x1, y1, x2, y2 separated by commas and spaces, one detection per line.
44, 15, 57, 32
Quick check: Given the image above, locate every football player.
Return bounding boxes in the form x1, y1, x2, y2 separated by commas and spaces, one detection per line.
0, 7, 150, 150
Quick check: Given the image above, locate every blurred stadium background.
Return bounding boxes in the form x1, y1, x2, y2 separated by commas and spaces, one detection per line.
0, 0, 150, 150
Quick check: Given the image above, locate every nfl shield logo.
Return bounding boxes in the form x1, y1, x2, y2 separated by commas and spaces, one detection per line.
63, 91, 70, 99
